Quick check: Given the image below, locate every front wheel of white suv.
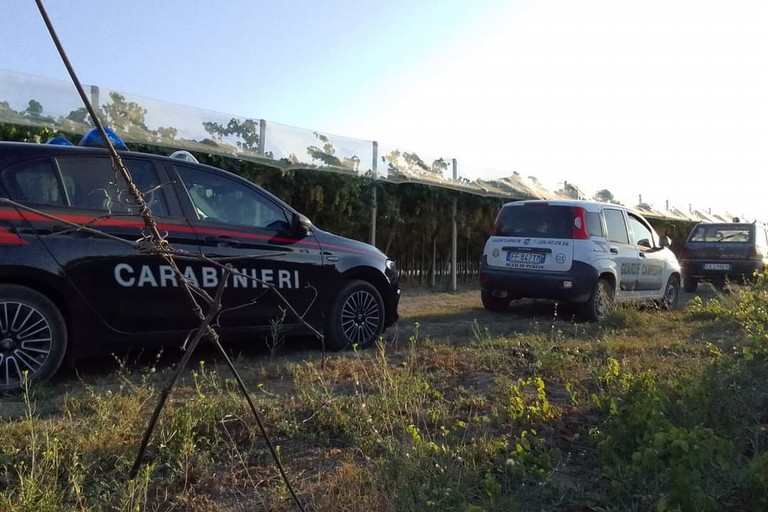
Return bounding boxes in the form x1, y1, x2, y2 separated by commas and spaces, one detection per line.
659, 275, 680, 311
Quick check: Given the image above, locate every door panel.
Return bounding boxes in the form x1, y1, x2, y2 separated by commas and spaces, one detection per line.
602, 207, 640, 297
1, 155, 202, 333
627, 213, 665, 296
170, 164, 328, 331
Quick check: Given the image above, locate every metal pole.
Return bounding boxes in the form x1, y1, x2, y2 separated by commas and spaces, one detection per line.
451, 158, 458, 292
90, 85, 99, 123
370, 141, 378, 247
258, 119, 267, 155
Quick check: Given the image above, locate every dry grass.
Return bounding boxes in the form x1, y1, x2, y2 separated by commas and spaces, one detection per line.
1, 283, 766, 511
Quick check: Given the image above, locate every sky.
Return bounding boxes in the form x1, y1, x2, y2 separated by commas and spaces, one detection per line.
2, 0, 767, 219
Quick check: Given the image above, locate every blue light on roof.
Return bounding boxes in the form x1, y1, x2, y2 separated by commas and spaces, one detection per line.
46, 135, 74, 146
79, 127, 129, 150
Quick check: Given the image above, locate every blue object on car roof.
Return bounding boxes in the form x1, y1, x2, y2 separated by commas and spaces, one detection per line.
46, 135, 74, 146
79, 127, 129, 150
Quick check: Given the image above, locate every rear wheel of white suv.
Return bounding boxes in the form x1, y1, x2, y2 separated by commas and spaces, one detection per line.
0, 285, 67, 393
481, 290, 510, 312
580, 278, 615, 321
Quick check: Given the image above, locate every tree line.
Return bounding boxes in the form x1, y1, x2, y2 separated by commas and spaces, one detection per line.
1, 91, 695, 287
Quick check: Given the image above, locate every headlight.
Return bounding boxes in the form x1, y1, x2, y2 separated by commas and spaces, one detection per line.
386, 259, 397, 273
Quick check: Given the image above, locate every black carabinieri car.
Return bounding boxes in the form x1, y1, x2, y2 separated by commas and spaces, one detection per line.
0, 140, 400, 392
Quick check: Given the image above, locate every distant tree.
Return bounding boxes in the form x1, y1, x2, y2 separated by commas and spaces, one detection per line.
593, 189, 615, 203
202, 117, 260, 152
66, 107, 89, 125
101, 92, 150, 134
384, 150, 447, 179
557, 181, 582, 199
22, 100, 54, 123
306, 132, 360, 172
24, 100, 43, 117
156, 126, 178, 140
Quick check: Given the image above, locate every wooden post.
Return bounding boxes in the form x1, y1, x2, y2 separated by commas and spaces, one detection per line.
451, 159, 458, 292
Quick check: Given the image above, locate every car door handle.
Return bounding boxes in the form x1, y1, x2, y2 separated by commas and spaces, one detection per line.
321, 250, 339, 262
639, 252, 646, 258
609, 247, 619, 254
204, 235, 241, 247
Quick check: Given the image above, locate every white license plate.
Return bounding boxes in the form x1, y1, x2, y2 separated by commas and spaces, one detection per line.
507, 251, 545, 264
703, 263, 731, 270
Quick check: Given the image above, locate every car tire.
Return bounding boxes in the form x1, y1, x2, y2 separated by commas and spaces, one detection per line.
580, 278, 615, 321
683, 275, 698, 293
0, 285, 67, 393
325, 280, 384, 351
660, 275, 680, 310
481, 290, 510, 312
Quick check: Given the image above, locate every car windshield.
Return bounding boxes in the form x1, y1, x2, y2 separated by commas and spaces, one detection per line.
689, 225, 751, 243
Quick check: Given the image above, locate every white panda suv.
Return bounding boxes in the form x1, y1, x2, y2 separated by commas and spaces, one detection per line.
479, 199, 681, 320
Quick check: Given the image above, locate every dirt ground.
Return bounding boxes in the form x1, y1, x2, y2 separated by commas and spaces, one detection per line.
393, 281, 714, 347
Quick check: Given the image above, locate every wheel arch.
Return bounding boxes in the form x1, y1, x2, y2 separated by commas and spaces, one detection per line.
597, 271, 617, 293
0, 269, 76, 360
340, 266, 397, 328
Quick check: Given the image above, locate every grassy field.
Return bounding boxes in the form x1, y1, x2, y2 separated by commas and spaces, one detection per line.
2, 279, 768, 511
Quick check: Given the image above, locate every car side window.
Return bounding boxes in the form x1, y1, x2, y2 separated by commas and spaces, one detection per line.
56, 157, 169, 216
756, 227, 768, 249
175, 165, 289, 229
602, 208, 629, 244
2, 159, 66, 206
585, 212, 603, 237
627, 214, 655, 248
1, 157, 169, 216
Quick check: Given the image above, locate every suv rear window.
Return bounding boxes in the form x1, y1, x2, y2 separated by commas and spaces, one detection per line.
496, 205, 574, 239
688, 224, 752, 243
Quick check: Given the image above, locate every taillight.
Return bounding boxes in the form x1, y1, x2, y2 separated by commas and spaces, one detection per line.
680, 247, 690, 260
572, 207, 589, 239
749, 247, 760, 261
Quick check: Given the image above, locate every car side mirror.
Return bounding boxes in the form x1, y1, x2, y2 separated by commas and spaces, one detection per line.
659, 235, 672, 248
291, 212, 312, 236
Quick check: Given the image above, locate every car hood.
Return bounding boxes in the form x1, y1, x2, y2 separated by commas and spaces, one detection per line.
312, 228, 388, 259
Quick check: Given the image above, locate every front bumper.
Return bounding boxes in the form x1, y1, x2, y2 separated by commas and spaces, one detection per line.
682, 259, 765, 281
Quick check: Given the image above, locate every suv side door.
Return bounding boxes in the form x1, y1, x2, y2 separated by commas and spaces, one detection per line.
626, 213, 665, 297
1, 154, 202, 334
601, 207, 641, 298
168, 163, 327, 332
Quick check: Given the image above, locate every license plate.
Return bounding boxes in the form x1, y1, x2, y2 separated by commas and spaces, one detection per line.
507, 251, 545, 264
703, 263, 730, 270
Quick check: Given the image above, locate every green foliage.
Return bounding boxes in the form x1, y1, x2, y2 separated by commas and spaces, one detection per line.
684, 295, 731, 321
505, 377, 553, 426
685, 271, 768, 359
732, 271, 768, 357
591, 360, 744, 511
